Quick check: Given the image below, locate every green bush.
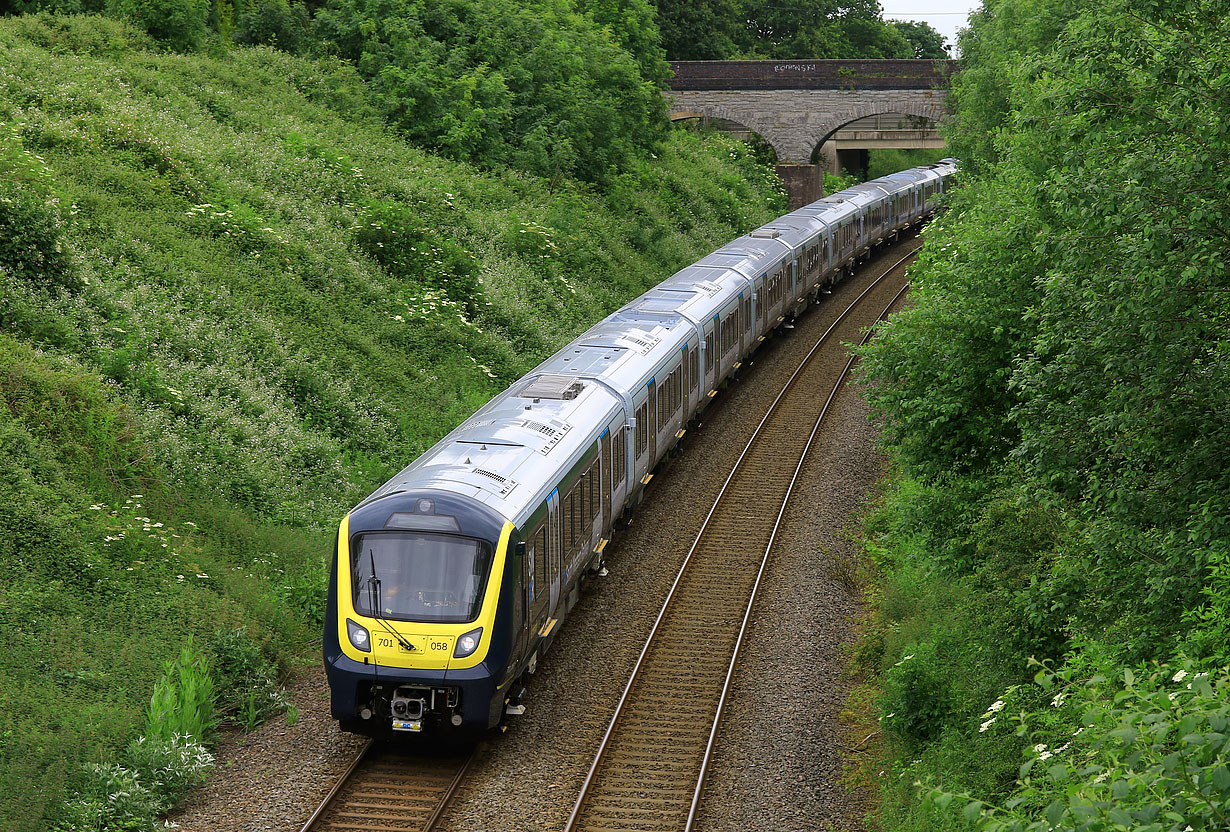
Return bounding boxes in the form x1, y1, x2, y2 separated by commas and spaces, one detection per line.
106, 0, 210, 51
233, 0, 308, 53
56, 762, 160, 832
209, 627, 289, 730
124, 734, 214, 811
0, 178, 78, 292
880, 640, 958, 748
311, 0, 668, 183
928, 663, 1230, 832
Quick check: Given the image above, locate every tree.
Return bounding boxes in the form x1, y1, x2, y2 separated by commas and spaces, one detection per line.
890, 19, 948, 58
652, 0, 743, 60
313, 0, 666, 183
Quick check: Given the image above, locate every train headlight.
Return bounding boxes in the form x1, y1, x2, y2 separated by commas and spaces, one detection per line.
347, 619, 371, 652
454, 628, 482, 658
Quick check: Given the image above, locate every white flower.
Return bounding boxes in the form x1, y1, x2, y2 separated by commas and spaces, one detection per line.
1034, 743, 1048, 753
1038, 751, 1053, 761
1172, 669, 1189, 683
987, 699, 1005, 713
1051, 691, 1067, 707
979, 718, 996, 733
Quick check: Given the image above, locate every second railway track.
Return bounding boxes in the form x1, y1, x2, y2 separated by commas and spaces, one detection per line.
564, 249, 915, 832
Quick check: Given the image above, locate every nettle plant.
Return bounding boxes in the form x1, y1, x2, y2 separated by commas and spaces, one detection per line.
928, 662, 1230, 831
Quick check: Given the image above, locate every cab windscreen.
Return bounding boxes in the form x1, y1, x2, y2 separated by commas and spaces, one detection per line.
351, 532, 494, 624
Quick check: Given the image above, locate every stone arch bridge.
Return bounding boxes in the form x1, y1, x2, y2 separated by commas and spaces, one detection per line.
667, 60, 956, 206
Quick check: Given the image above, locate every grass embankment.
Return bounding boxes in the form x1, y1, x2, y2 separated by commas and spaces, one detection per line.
0, 14, 784, 829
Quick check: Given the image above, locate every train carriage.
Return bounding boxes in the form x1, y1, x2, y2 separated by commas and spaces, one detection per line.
325, 160, 958, 736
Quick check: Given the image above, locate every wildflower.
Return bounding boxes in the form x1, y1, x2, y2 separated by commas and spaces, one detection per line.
89, 504, 105, 510
1033, 743, 1048, 753
196, 573, 209, 579
1172, 669, 1189, 683
893, 653, 915, 666
1038, 751, 1053, 761
979, 718, 995, 733
1051, 691, 1066, 707
987, 699, 1006, 714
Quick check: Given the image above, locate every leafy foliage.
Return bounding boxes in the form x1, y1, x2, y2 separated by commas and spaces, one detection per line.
890, 19, 950, 58
104, 0, 210, 51
929, 664, 1230, 832
853, 0, 1230, 829
311, 0, 667, 183
146, 638, 216, 743
652, 0, 946, 60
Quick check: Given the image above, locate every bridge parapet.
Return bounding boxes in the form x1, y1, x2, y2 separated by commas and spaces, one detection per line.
668, 59, 957, 91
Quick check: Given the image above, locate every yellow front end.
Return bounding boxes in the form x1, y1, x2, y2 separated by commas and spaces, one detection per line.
334, 515, 513, 671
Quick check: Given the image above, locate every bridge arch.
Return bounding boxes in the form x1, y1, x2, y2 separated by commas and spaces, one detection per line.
668, 104, 794, 163
809, 101, 944, 158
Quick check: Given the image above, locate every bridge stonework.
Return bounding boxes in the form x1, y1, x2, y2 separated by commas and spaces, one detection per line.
666, 60, 955, 206
668, 88, 948, 163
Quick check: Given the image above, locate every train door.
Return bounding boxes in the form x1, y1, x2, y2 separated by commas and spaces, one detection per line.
600, 429, 612, 530
647, 379, 658, 464
525, 520, 550, 653
704, 316, 717, 393
547, 489, 561, 616
680, 345, 689, 413
739, 292, 749, 354
759, 278, 769, 330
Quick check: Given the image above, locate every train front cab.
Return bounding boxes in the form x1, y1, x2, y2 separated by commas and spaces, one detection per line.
325, 490, 521, 736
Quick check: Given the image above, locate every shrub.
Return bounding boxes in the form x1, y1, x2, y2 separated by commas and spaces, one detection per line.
233, 0, 308, 53
209, 627, 289, 731
56, 762, 159, 832
312, 0, 667, 183
0, 177, 78, 292
881, 640, 955, 747
124, 733, 213, 810
928, 663, 1230, 832
106, 0, 210, 51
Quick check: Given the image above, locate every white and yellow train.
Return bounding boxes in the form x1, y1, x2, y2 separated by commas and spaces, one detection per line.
324, 160, 959, 735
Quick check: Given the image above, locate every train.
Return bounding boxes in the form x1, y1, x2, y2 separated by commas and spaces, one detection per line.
324, 159, 959, 736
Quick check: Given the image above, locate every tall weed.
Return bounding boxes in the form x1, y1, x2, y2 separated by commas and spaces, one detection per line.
146, 637, 215, 743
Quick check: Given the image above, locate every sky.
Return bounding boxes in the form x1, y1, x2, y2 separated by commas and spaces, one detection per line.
879, 0, 983, 56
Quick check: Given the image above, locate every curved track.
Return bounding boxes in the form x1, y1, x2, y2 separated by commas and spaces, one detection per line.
299, 741, 475, 832
564, 250, 915, 832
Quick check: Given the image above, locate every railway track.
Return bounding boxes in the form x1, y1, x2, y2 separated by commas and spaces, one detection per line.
299, 740, 475, 832
564, 249, 915, 832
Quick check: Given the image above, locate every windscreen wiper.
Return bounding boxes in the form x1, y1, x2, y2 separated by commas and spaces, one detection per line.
366, 549, 418, 653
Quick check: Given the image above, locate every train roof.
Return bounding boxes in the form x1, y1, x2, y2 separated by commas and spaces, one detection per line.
796, 195, 860, 224
364, 369, 626, 524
